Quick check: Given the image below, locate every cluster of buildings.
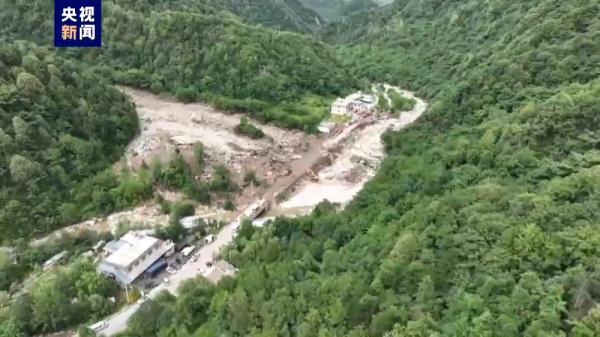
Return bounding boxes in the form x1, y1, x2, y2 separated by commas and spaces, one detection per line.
42, 205, 263, 288
319, 92, 377, 134
330, 93, 376, 117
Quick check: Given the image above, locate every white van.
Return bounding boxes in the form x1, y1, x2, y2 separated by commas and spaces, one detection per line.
89, 320, 108, 332
181, 245, 196, 258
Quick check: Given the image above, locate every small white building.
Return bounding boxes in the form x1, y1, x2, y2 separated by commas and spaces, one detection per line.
330, 93, 376, 116
331, 98, 349, 115
98, 232, 174, 285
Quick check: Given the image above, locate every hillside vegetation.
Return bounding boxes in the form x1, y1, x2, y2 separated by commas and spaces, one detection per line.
219, 0, 322, 33
106, 1, 600, 337
0, 42, 138, 241
115, 0, 322, 33
99, 4, 349, 128
1, 0, 353, 129
300, 0, 378, 22
2, 0, 600, 336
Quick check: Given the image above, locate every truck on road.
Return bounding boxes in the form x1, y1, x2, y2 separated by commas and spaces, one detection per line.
242, 199, 269, 220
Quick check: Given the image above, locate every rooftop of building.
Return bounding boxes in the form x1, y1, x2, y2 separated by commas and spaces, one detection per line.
332, 93, 376, 109
103, 232, 159, 268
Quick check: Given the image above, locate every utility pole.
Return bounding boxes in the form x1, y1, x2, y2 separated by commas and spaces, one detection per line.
124, 283, 130, 303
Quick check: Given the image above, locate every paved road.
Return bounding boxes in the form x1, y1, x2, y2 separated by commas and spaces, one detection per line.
97, 218, 240, 336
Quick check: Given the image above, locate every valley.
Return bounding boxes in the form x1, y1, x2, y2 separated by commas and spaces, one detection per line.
27, 83, 425, 337
2, 0, 600, 336
37, 85, 424, 244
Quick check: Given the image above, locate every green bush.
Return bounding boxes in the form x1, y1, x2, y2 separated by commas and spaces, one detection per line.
223, 198, 235, 211
175, 87, 197, 103
0, 43, 139, 241
388, 89, 416, 112
209, 165, 238, 193
235, 117, 265, 139
170, 200, 195, 219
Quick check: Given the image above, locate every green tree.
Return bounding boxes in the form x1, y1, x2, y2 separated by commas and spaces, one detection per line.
9, 155, 40, 183
229, 288, 252, 335
193, 143, 205, 169
16, 72, 45, 98
0, 319, 25, 337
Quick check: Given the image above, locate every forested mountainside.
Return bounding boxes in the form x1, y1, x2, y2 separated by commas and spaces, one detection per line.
332, 0, 600, 103
98, 3, 351, 128
104, 1, 600, 337
115, 0, 322, 33
0, 0, 354, 242
218, 0, 322, 33
1, 0, 353, 129
300, 0, 378, 22
0, 42, 138, 241
2, 0, 600, 336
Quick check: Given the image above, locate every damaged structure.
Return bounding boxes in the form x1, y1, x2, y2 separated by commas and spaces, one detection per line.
330, 93, 376, 117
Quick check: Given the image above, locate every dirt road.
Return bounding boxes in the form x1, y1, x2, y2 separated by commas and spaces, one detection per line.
279, 86, 426, 209
67, 85, 426, 337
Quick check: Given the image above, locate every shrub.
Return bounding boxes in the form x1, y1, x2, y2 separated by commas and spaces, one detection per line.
235, 117, 265, 139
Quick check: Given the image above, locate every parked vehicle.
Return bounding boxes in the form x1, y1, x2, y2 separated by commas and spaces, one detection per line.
242, 199, 268, 220
143, 281, 157, 289
164, 278, 170, 285
166, 266, 177, 274
138, 294, 149, 304
90, 320, 108, 332
181, 245, 196, 259
232, 220, 241, 233
145, 259, 167, 278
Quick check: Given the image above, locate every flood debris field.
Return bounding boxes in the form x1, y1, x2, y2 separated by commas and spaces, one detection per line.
38, 85, 424, 241
122, 87, 313, 176
122, 87, 327, 213
278, 87, 426, 210
27, 85, 426, 337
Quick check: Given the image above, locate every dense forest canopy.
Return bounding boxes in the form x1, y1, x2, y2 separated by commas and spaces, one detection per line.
218, 0, 323, 33
113, 0, 323, 33
0, 0, 355, 242
0, 42, 138, 241
109, 0, 600, 336
2, 0, 600, 336
300, 0, 379, 22
1, 0, 354, 128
